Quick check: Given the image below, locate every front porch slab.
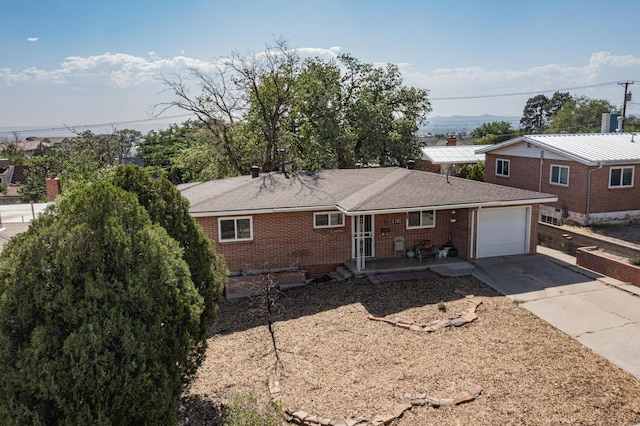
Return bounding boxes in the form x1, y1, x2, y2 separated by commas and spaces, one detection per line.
344, 256, 472, 277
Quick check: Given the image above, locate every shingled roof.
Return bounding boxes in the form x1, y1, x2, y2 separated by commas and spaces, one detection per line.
179, 167, 557, 216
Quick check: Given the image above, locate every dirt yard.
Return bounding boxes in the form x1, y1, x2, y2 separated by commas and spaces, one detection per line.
178, 275, 640, 425
564, 223, 640, 246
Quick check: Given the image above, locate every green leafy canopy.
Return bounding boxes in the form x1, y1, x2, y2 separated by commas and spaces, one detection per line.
0, 181, 205, 424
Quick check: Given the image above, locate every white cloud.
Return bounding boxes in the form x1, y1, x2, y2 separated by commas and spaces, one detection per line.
27, 37, 38, 42
1, 52, 220, 88
296, 46, 342, 58
406, 51, 640, 96
2, 49, 638, 119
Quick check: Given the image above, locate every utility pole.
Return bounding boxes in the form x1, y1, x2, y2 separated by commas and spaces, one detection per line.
618, 81, 634, 132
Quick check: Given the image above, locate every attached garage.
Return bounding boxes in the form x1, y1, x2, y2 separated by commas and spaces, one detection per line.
476, 206, 531, 258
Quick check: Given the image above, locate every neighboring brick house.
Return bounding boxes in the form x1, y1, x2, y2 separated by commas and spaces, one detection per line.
477, 133, 640, 226
179, 167, 556, 276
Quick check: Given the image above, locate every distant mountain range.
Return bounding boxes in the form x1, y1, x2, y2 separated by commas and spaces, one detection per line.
2, 114, 521, 140
420, 114, 520, 134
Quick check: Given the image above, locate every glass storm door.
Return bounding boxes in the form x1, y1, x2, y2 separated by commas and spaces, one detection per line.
353, 214, 374, 261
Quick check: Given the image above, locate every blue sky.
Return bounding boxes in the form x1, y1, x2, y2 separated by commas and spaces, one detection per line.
1, 0, 640, 134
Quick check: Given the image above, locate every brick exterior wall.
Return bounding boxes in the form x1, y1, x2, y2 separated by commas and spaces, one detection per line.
576, 247, 640, 287
485, 153, 640, 224
196, 211, 353, 275
195, 208, 473, 274
420, 160, 441, 174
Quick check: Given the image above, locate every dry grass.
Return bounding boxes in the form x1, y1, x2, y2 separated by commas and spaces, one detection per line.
179, 275, 640, 425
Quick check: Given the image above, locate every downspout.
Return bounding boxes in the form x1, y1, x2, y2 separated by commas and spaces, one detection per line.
538, 150, 544, 192
586, 163, 603, 225
469, 209, 476, 259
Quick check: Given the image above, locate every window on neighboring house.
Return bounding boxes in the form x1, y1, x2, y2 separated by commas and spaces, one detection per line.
218, 216, 252, 242
540, 215, 558, 225
550, 165, 569, 186
314, 211, 344, 228
407, 210, 435, 228
609, 166, 634, 188
496, 158, 510, 177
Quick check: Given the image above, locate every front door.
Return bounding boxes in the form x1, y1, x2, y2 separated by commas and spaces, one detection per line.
352, 214, 374, 259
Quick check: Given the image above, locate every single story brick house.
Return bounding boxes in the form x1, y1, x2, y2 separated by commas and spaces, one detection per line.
477, 133, 640, 226
178, 167, 556, 275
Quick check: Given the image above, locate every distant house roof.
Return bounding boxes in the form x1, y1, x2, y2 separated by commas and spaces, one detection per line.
477, 133, 640, 166
0, 223, 30, 252
179, 167, 557, 216
11, 166, 29, 185
421, 145, 488, 165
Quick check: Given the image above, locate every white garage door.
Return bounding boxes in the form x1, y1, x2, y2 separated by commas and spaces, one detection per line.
477, 206, 530, 258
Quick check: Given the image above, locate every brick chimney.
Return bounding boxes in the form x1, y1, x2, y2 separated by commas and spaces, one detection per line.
446, 135, 457, 146
46, 174, 61, 202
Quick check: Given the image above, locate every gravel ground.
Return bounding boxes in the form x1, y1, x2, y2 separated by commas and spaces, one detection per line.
178, 275, 640, 425
563, 224, 640, 247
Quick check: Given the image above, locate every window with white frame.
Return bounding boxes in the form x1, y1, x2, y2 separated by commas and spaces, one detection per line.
218, 216, 252, 242
609, 166, 634, 188
314, 211, 344, 228
550, 164, 569, 186
407, 210, 435, 229
496, 158, 510, 177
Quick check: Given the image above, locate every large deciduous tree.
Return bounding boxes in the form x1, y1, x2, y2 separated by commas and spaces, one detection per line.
546, 96, 616, 133
158, 39, 431, 176
337, 54, 431, 167
470, 121, 519, 144
520, 91, 572, 134
156, 39, 297, 176
0, 182, 204, 424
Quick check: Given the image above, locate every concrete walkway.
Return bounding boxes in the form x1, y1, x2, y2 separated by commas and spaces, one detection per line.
472, 246, 640, 379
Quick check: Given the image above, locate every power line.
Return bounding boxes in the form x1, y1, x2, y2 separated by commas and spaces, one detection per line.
431, 82, 620, 101
2, 81, 637, 136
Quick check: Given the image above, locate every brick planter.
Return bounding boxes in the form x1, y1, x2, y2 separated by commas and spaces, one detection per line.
576, 246, 640, 287
226, 270, 307, 299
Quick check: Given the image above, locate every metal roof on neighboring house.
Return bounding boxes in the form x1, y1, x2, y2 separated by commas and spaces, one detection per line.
421, 145, 488, 164
178, 167, 557, 216
476, 133, 640, 165
0, 223, 31, 252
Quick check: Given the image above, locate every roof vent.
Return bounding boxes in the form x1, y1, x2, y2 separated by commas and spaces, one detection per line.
406, 160, 415, 170
250, 166, 259, 178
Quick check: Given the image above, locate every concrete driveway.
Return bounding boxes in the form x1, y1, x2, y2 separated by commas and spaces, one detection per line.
472, 247, 640, 379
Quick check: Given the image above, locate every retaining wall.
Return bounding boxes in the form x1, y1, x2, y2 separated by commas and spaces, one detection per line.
538, 223, 640, 258
576, 247, 640, 287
